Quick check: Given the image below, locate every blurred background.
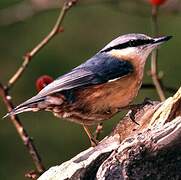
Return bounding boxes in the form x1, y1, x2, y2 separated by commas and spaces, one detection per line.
0, 0, 180, 179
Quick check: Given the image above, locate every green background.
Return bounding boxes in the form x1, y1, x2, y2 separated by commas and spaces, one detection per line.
0, 1, 180, 179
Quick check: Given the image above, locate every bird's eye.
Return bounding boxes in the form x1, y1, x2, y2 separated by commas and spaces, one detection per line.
129, 40, 136, 47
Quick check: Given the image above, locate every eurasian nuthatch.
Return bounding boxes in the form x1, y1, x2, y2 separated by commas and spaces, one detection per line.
4, 33, 172, 145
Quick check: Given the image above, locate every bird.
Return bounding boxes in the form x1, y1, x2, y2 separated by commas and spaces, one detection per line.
4, 33, 172, 146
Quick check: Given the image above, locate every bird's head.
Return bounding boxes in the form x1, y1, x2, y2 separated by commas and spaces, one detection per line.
100, 33, 172, 62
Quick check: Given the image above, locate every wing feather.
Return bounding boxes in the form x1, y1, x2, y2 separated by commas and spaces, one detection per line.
36, 53, 133, 98
38, 68, 99, 97
7, 51, 134, 117
23, 53, 134, 106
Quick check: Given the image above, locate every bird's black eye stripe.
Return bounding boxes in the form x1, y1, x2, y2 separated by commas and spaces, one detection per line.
101, 39, 154, 53
129, 39, 154, 47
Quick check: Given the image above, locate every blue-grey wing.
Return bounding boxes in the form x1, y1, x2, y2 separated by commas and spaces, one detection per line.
37, 53, 134, 98
13, 53, 134, 109
78, 53, 134, 82
15, 68, 100, 108
38, 53, 133, 97
37, 68, 101, 97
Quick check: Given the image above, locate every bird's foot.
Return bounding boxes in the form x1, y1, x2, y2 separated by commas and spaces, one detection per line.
128, 109, 140, 125
143, 97, 153, 106
83, 125, 99, 147
128, 98, 153, 125
94, 123, 103, 141
90, 137, 99, 147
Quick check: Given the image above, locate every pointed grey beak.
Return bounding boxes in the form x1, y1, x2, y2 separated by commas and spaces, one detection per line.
152, 36, 172, 45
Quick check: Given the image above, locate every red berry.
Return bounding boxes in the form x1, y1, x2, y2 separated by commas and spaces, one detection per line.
149, 0, 166, 6
36, 75, 53, 92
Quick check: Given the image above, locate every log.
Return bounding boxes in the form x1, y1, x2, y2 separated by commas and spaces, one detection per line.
38, 87, 181, 180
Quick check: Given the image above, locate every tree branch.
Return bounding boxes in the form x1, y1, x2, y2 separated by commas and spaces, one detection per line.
0, 0, 78, 178
7, 0, 78, 89
150, 5, 166, 101
0, 83, 45, 177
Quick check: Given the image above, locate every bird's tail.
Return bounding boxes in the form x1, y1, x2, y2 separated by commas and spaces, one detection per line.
3, 96, 45, 119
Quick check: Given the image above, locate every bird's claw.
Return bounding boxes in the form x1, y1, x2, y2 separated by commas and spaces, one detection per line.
143, 97, 153, 105
128, 98, 153, 125
90, 138, 99, 147
128, 109, 140, 125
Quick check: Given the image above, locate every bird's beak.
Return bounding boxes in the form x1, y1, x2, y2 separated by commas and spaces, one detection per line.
152, 35, 172, 45
142, 35, 172, 58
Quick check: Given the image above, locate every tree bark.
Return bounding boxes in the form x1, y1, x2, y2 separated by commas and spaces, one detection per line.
38, 87, 181, 180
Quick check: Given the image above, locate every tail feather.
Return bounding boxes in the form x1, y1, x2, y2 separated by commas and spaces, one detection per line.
3, 106, 35, 119
3, 95, 46, 119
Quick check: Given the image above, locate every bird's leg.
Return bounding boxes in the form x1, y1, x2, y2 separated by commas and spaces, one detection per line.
94, 123, 103, 141
82, 125, 98, 147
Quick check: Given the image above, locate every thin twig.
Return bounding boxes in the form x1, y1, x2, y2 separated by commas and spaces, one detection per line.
150, 5, 166, 101
7, 0, 78, 89
0, 83, 45, 176
0, 0, 78, 178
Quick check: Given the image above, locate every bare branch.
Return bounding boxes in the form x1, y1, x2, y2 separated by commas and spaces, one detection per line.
150, 5, 166, 101
0, 83, 45, 176
0, 0, 79, 177
7, 0, 78, 89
